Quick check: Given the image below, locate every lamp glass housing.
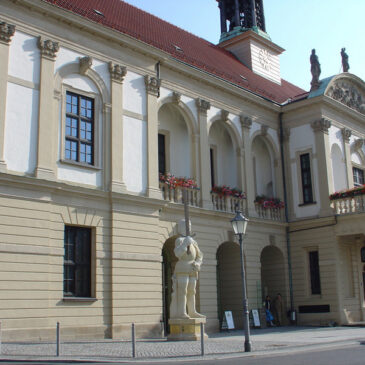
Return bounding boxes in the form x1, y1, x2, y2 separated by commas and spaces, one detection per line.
231, 211, 249, 235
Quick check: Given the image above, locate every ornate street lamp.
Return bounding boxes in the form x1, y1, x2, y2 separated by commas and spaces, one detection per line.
231, 210, 251, 352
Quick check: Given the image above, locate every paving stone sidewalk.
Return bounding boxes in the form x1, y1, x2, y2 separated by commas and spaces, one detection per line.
1, 326, 364, 362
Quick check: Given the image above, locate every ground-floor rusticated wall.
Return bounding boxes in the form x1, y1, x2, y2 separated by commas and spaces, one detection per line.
290, 215, 365, 326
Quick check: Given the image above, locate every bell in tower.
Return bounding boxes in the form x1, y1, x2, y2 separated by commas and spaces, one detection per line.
217, 0, 266, 37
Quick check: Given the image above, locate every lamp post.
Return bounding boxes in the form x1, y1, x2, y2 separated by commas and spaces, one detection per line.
231, 209, 252, 352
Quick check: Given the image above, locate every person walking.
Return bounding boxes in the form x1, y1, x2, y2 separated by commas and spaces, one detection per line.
264, 295, 274, 327
273, 293, 283, 326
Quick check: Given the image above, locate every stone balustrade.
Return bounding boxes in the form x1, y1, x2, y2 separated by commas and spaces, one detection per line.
254, 203, 285, 221
159, 182, 200, 207
211, 192, 245, 213
332, 195, 365, 215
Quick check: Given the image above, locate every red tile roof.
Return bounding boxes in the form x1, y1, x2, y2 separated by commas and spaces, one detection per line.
42, 0, 305, 103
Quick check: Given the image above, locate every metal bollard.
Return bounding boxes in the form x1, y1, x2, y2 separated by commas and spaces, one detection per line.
56, 322, 60, 357
0, 321, 2, 355
200, 322, 205, 356
131, 323, 136, 358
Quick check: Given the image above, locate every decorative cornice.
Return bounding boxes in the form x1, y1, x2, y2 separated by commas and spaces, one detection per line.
221, 110, 229, 122
172, 91, 181, 104
37, 37, 59, 59
311, 118, 331, 134
341, 128, 352, 144
79, 56, 92, 75
261, 125, 268, 136
108, 62, 127, 83
145, 75, 160, 96
0, 21, 15, 44
196, 98, 210, 113
240, 115, 252, 129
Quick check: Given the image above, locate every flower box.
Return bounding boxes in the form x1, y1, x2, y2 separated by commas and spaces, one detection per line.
329, 185, 365, 201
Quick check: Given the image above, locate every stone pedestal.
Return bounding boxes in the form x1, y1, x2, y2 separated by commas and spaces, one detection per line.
168, 318, 208, 341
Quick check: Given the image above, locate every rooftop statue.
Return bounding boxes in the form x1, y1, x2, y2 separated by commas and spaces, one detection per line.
310, 49, 321, 91
341, 48, 350, 73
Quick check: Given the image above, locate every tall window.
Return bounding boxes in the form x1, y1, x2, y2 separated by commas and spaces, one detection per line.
210, 147, 215, 187
158, 133, 166, 175
64, 226, 92, 298
300, 153, 313, 204
309, 251, 321, 295
65, 91, 94, 165
353, 167, 364, 187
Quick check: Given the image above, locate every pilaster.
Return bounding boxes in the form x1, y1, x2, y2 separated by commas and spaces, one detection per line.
240, 115, 255, 216
109, 62, 127, 193
35, 37, 59, 180
196, 98, 212, 209
0, 21, 16, 172
341, 128, 353, 188
145, 75, 162, 199
311, 118, 333, 216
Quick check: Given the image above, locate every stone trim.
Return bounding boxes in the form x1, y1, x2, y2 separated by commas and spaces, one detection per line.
144, 75, 160, 96
196, 98, 210, 113
37, 37, 59, 59
79, 56, 92, 75
341, 128, 352, 144
0, 21, 15, 44
109, 62, 127, 83
311, 118, 331, 134
240, 115, 252, 129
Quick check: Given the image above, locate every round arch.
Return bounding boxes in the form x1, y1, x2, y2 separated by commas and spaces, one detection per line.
54, 61, 110, 103
158, 96, 198, 136
260, 245, 287, 324
208, 115, 242, 149
216, 241, 244, 329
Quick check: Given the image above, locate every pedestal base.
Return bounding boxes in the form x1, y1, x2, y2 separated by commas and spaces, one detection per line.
168, 318, 208, 341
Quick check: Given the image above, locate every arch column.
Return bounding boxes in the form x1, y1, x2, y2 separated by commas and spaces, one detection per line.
0, 21, 15, 172
196, 99, 213, 209
145, 75, 162, 199
342, 128, 354, 188
35, 37, 59, 180
109, 62, 127, 193
311, 118, 333, 216
240, 116, 256, 217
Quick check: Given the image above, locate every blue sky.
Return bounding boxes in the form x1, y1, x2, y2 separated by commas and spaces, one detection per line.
123, 0, 365, 91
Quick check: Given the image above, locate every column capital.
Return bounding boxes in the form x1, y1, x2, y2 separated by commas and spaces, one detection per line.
145, 75, 160, 96
240, 115, 252, 129
0, 21, 15, 44
196, 98, 210, 114
109, 62, 127, 83
341, 128, 352, 143
37, 37, 59, 59
79, 56, 92, 75
352, 138, 364, 153
311, 118, 331, 134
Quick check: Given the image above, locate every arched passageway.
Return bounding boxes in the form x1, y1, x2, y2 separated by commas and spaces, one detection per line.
260, 245, 287, 324
216, 241, 244, 329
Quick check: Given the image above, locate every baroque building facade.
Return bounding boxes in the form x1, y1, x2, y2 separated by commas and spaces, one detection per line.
0, 0, 364, 340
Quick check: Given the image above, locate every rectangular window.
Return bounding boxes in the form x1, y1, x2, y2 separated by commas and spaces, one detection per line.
65, 91, 94, 165
353, 167, 364, 187
158, 133, 166, 175
300, 153, 313, 204
309, 251, 321, 295
64, 226, 92, 298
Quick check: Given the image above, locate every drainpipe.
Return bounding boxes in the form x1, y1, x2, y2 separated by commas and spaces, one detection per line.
279, 112, 295, 318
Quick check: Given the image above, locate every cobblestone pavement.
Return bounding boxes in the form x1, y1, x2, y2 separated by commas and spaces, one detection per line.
1, 326, 364, 362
